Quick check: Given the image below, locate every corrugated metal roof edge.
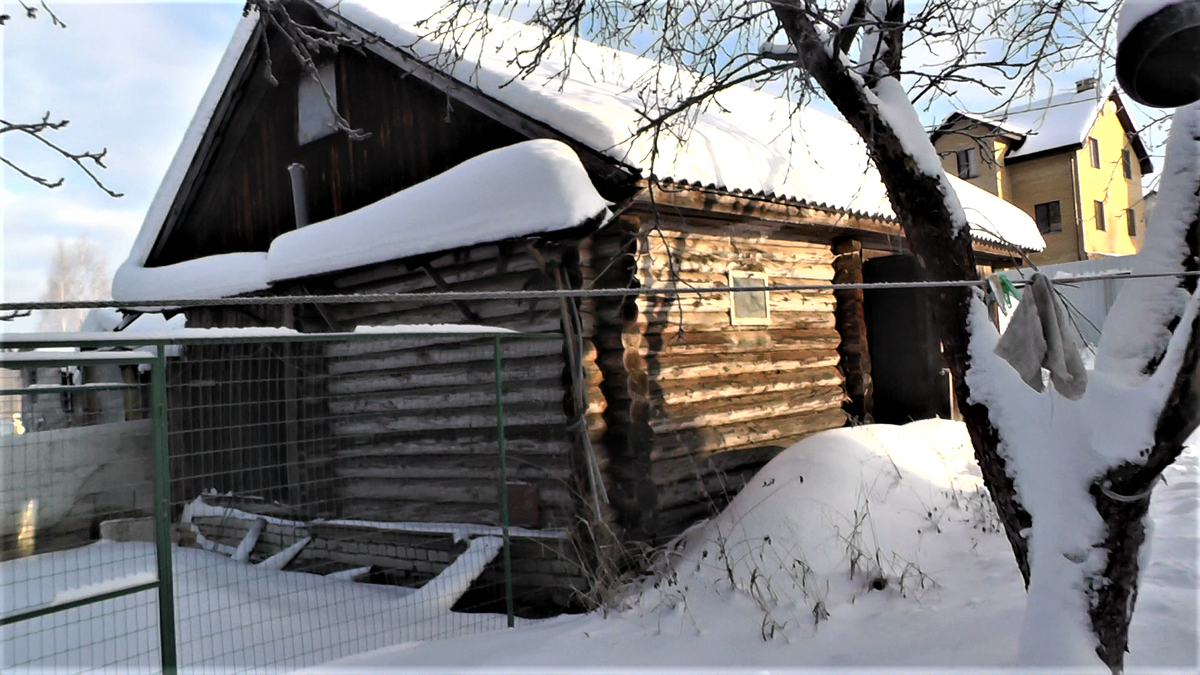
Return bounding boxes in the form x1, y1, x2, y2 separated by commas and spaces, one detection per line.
649, 177, 1041, 253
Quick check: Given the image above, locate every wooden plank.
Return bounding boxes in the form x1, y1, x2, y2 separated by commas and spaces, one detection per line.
617, 310, 838, 331
331, 244, 506, 289
328, 296, 562, 328
635, 261, 835, 283
328, 359, 565, 394
335, 437, 573, 459
338, 479, 573, 508
635, 235, 835, 262
334, 461, 573, 482
598, 326, 841, 353
650, 388, 844, 433
338, 500, 502, 525
651, 444, 785, 487
653, 367, 844, 406
335, 252, 544, 294
650, 407, 848, 461
601, 351, 839, 380
328, 380, 562, 414
655, 465, 760, 513
631, 292, 837, 315
328, 339, 562, 375
330, 404, 567, 435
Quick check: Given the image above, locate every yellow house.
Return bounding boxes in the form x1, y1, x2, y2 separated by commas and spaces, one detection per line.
930, 80, 1153, 265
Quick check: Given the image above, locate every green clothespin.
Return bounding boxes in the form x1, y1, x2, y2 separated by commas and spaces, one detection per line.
987, 273, 1022, 316
998, 274, 1021, 304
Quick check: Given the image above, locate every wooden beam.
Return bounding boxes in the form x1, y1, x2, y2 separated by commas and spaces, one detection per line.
420, 264, 483, 322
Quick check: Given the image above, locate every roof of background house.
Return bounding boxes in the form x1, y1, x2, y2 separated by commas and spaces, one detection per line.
932, 83, 1153, 173
116, 0, 1045, 299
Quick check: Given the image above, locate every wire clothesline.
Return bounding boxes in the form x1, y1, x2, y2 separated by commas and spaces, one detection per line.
1, 270, 1197, 312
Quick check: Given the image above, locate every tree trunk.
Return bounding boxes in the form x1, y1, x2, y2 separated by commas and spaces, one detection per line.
774, 6, 1200, 670
772, 2, 1033, 584
1088, 148, 1200, 670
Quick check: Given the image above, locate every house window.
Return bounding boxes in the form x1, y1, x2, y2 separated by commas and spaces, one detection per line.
1122, 148, 1133, 179
298, 62, 338, 145
1094, 200, 1106, 231
1088, 137, 1101, 168
955, 148, 978, 179
1034, 201, 1062, 234
729, 271, 770, 325
1126, 207, 1137, 237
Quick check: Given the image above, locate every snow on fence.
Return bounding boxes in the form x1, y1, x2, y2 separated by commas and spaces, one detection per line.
0, 328, 584, 673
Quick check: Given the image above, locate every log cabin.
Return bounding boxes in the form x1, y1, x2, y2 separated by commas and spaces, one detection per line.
110, 0, 1044, 608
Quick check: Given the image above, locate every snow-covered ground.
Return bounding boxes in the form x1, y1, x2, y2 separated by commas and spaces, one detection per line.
3, 421, 1194, 672
313, 421, 1198, 673
1, 536, 508, 673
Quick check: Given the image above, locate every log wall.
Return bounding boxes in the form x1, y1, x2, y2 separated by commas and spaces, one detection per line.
832, 238, 873, 422
309, 241, 595, 532
586, 209, 848, 541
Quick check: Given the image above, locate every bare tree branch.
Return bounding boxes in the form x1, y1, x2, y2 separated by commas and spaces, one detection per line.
0, 113, 123, 198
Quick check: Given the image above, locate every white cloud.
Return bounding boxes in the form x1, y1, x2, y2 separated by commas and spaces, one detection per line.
2, 1, 244, 313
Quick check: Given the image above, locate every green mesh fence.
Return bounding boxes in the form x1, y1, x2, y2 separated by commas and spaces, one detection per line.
2, 329, 584, 673
1, 349, 172, 673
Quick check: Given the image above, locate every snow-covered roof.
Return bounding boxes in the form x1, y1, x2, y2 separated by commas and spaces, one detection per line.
933, 111, 1029, 140
307, 1, 1042, 251
113, 139, 608, 301
1001, 84, 1116, 161
116, 0, 1043, 299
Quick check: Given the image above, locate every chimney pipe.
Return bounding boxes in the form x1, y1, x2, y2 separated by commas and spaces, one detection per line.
287, 163, 309, 228
1075, 77, 1098, 93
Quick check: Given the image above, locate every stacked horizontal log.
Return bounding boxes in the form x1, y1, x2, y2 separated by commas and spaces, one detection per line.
579, 217, 656, 543
589, 210, 848, 540
832, 238, 873, 422
318, 243, 583, 531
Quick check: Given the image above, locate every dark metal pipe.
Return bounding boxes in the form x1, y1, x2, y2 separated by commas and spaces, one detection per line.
287, 163, 309, 228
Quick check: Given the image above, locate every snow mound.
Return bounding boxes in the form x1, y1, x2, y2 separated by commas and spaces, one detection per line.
635, 421, 1002, 634
113, 140, 609, 302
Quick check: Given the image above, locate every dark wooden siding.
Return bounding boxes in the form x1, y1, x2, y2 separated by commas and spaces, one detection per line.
153, 41, 527, 266
281, 241, 595, 532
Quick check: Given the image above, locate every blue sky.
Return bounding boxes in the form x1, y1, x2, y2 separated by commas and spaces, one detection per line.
2, 1, 245, 329
0, 1, 1169, 332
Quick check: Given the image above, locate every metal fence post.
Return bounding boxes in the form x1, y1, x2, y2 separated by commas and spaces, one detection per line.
493, 336, 514, 628
152, 345, 179, 674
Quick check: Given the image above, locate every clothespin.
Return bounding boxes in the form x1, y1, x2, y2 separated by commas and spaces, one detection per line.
985, 273, 1021, 316
998, 274, 1021, 303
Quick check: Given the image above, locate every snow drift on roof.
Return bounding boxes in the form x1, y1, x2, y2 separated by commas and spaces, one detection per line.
267, 139, 608, 281
112, 140, 609, 302
1001, 84, 1112, 161
311, 0, 1042, 251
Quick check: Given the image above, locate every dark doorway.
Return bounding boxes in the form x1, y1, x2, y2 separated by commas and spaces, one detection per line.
862, 255, 951, 424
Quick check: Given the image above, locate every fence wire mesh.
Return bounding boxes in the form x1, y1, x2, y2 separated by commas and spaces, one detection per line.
1, 351, 163, 673
3, 330, 585, 673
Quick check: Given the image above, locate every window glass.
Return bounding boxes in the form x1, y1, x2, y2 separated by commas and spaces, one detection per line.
1126, 207, 1137, 237
956, 148, 978, 179
1122, 148, 1132, 179
1035, 201, 1062, 234
1094, 200, 1106, 231
1089, 137, 1100, 168
729, 272, 769, 324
